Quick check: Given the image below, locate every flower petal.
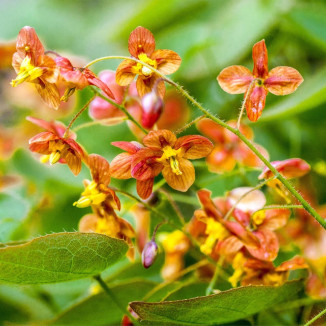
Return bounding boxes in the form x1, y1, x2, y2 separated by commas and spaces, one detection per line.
88, 154, 111, 186
16, 26, 44, 65
34, 82, 60, 110
260, 208, 291, 230
41, 55, 59, 83
110, 153, 133, 179
245, 86, 268, 122
152, 49, 181, 75
216, 236, 244, 256
197, 189, 224, 220
128, 26, 156, 58
162, 158, 195, 192
275, 256, 308, 272
217, 65, 253, 94
63, 147, 82, 176
116, 59, 137, 86
131, 148, 163, 180
264, 66, 304, 95
143, 129, 177, 149
206, 146, 237, 173
197, 118, 225, 143
111, 141, 142, 154
246, 229, 279, 261
84, 69, 115, 100
252, 40, 268, 78
137, 178, 154, 199
174, 135, 213, 159
136, 75, 165, 98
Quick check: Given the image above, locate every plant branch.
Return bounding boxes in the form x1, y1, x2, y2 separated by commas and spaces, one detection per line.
304, 306, 326, 326
73, 116, 127, 132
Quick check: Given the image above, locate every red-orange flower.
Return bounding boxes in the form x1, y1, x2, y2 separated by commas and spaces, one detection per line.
116, 26, 181, 97
11, 26, 60, 109
27, 116, 84, 175
217, 40, 303, 121
197, 118, 269, 173
110, 130, 213, 199
55, 57, 115, 101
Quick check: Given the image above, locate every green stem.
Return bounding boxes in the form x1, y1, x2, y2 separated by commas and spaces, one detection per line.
92, 88, 148, 134
93, 274, 138, 324
304, 306, 326, 326
64, 95, 95, 138
175, 115, 205, 134
259, 204, 303, 211
206, 256, 224, 295
237, 79, 255, 130
85, 56, 326, 229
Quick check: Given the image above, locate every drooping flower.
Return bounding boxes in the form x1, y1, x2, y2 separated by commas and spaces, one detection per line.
74, 154, 120, 210
258, 158, 310, 202
217, 40, 303, 121
55, 57, 115, 101
11, 26, 60, 109
110, 130, 213, 199
116, 26, 181, 97
197, 118, 269, 173
27, 116, 84, 175
76, 154, 135, 259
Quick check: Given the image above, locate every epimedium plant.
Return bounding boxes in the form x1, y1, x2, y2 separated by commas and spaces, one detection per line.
1, 25, 326, 325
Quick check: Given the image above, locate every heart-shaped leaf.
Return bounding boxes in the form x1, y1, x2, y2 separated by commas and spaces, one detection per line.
130, 281, 303, 325
0, 232, 128, 284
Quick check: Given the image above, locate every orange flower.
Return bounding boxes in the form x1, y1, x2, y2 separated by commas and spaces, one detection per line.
74, 154, 120, 210
191, 189, 291, 262
27, 116, 84, 175
217, 40, 303, 121
55, 57, 115, 102
11, 26, 60, 109
111, 130, 213, 199
76, 154, 135, 259
116, 26, 181, 97
0, 40, 16, 69
197, 118, 269, 173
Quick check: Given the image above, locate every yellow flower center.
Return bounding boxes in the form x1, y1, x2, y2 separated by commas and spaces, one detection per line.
161, 230, 189, 254
73, 181, 107, 208
132, 53, 157, 77
228, 252, 246, 287
200, 218, 229, 255
11, 57, 43, 87
252, 210, 266, 226
157, 146, 182, 175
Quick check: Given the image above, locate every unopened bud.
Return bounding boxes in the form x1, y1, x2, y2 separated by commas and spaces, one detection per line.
142, 240, 158, 269
141, 91, 163, 129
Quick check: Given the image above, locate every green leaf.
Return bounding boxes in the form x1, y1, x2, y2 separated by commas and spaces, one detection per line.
0, 232, 128, 284
50, 280, 156, 326
257, 66, 326, 122
130, 281, 303, 325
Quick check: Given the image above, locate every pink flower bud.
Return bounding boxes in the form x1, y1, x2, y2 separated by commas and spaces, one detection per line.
141, 91, 164, 129
142, 240, 158, 268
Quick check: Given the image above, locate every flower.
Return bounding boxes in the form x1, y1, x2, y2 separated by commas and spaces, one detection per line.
0, 40, 16, 69
27, 116, 84, 175
116, 26, 181, 97
258, 158, 310, 202
190, 189, 291, 262
11, 26, 60, 109
197, 118, 269, 173
110, 130, 213, 199
55, 57, 115, 101
217, 40, 303, 121
74, 154, 120, 210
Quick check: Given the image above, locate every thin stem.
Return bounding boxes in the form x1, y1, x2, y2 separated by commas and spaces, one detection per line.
159, 188, 186, 225
206, 256, 225, 295
237, 80, 255, 130
259, 204, 303, 211
175, 115, 205, 134
152, 178, 167, 192
73, 116, 127, 132
64, 95, 95, 138
223, 177, 275, 220
92, 88, 148, 134
93, 274, 138, 324
304, 306, 326, 326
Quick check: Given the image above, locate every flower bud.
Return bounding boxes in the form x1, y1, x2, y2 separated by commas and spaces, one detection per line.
142, 240, 158, 269
141, 91, 163, 129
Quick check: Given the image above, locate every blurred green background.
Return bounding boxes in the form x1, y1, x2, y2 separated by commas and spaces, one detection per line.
1, 0, 326, 324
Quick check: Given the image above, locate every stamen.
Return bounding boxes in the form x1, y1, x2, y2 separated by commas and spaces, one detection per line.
170, 156, 182, 175
49, 151, 61, 165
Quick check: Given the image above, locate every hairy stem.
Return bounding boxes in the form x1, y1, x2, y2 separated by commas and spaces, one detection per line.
304, 306, 326, 326
85, 55, 326, 229
206, 256, 225, 295
73, 116, 127, 132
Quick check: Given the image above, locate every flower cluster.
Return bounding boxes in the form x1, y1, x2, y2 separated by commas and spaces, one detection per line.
8, 24, 326, 308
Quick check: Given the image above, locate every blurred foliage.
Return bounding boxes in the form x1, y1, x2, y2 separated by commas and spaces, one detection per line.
1, 0, 326, 325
